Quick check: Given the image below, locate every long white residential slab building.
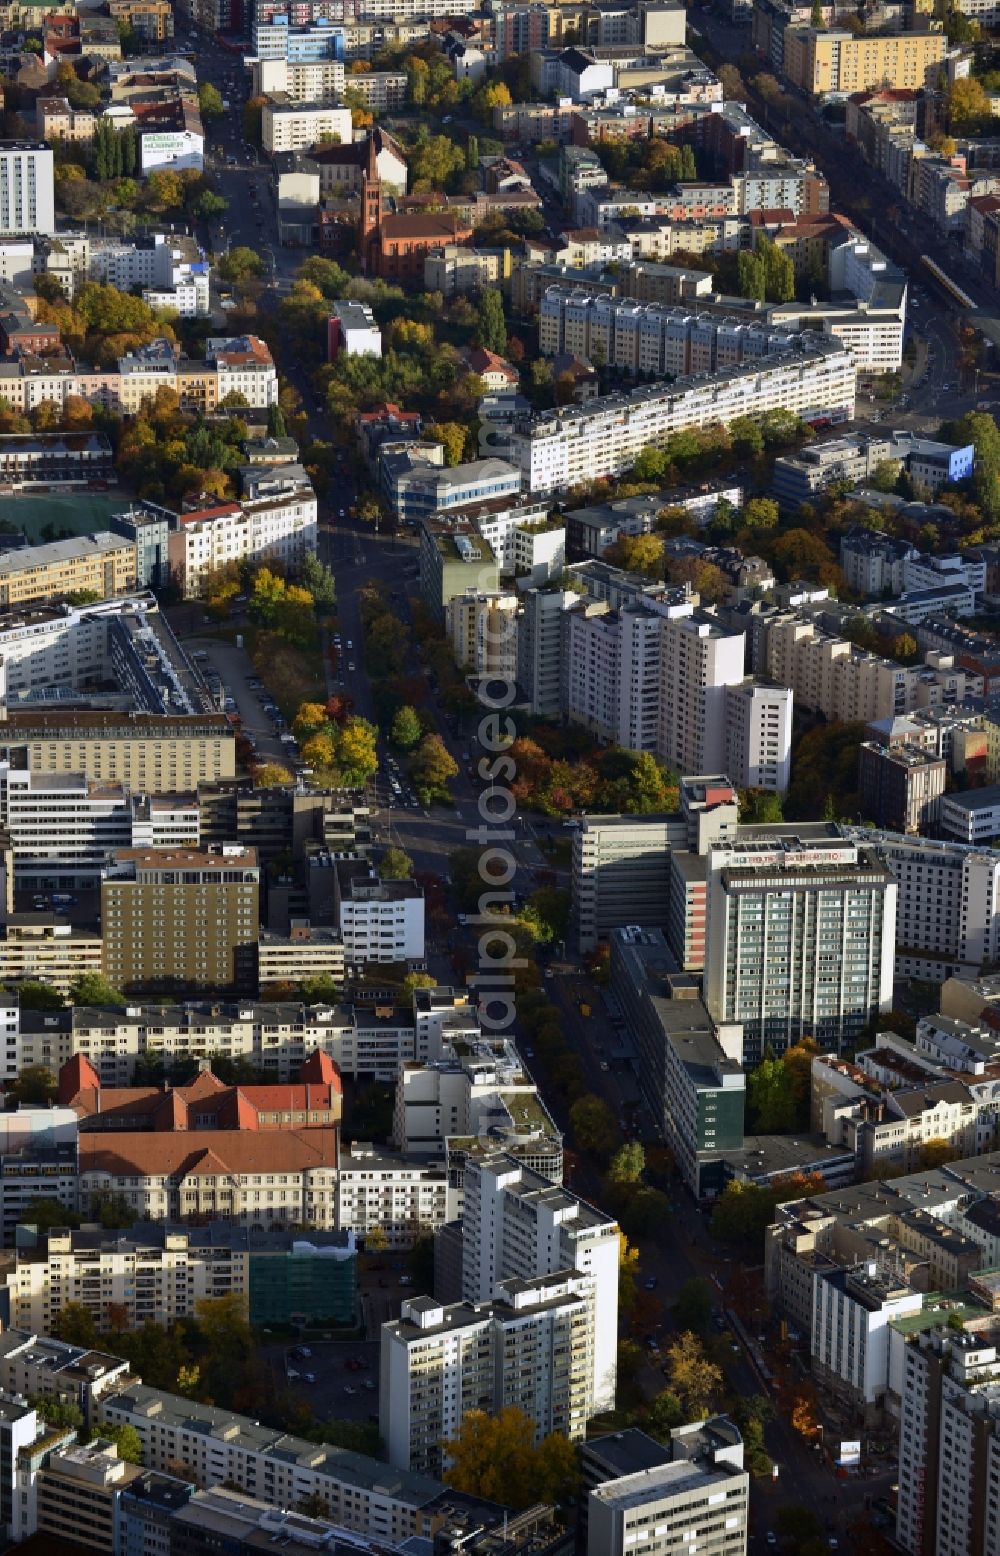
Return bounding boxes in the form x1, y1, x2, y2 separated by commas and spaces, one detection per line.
507, 335, 856, 491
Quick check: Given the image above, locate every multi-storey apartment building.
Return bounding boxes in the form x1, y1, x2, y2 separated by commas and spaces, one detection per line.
380, 1275, 595, 1476
0, 532, 137, 609
704, 832, 897, 1061
166, 485, 318, 598
98, 1385, 454, 1544
896, 1326, 1000, 1556
261, 99, 353, 154
445, 591, 519, 678
840, 827, 1000, 983
100, 845, 260, 994
393, 1037, 562, 1182
660, 611, 747, 776
14, 993, 473, 1085
0, 143, 54, 236
509, 336, 856, 491
460, 1155, 619, 1412
782, 27, 948, 96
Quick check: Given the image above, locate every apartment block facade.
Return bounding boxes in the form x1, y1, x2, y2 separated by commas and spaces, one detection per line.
509, 336, 856, 491
380, 1274, 594, 1475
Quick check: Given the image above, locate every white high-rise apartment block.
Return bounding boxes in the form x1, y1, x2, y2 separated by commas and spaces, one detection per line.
517, 586, 581, 717
336, 876, 424, 965
0, 144, 54, 236
460, 1154, 619, 1412
840, 827, 1000, 983
724, 680, 793, 794
704, 833, 896, 1063
380, 1273, 594, 1475
660, 613, 746, 776
444, 591, 519, 678
564, 602, 665, 753
539, 287, 798, 378
510, 336, 856, 492
896, 1326, 1000, 1556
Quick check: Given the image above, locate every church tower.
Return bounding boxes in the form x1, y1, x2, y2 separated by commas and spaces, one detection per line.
359, 132, 382, 275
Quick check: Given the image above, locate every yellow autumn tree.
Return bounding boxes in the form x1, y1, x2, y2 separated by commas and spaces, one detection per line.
444, 1407, 579, 1509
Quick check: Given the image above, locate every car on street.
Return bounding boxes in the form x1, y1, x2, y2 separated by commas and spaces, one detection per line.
643, 1277, 658, 1290
766, 1537, 778, 1549
344, 1385, 357, 1396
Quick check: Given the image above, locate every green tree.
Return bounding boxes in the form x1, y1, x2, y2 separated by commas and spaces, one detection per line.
198, 82, 225, 119
381, 845, 414, 878
739, 789, 783, 823
466, 134, 479, 170
518, 886, 570, 945
28, 1393, 83, 1429
8, 1063, 58, 1103
336, 716, 378, 786
22, 1196, 80, 1231
267, 402, 288, 438
102, 1423, 143, 1464
69, 973, 126, 1008
53, 1302, 98, 1347
568, 1093, 619, 1159
664, 1332, 723, 1418
748, 1053, 798, 1132
743, 497, 780, 530
424, 420, 468, 467
476, 288, 507, 356
218, 246, 266, 285
390, 704, 422, 750
608, 1141, 645, 1184
674, 1277, 713, 1335
646, 1390, 685, 1440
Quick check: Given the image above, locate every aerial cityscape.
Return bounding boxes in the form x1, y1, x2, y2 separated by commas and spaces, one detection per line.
0, 0, 994, 1550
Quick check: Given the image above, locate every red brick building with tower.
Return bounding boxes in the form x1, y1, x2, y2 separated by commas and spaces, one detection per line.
358, 134, 472, 283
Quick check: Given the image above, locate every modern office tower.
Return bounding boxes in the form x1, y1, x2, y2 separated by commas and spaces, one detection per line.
460, 1154, 619, 1411
586, 1417, 749, 1556
572, 813, 687, 953
0, 143, 54, 236
659, 613, 746, 776
704, 832, 896, 1062
100, 845, 260, 994
610, 927, 744, 1196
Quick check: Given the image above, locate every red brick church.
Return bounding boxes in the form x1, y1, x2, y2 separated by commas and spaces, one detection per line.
359, 134, 473, 283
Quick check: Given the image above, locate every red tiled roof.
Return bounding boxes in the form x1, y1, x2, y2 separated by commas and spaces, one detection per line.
79, 1127, 339, 1179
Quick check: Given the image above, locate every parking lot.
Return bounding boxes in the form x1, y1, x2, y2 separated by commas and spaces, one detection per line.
262, 1337, 382, 1423
186, 637, 296, 768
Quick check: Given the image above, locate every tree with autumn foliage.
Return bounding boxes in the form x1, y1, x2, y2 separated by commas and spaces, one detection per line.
444, 1407, 579, 1509
664, 1332, 723, 1419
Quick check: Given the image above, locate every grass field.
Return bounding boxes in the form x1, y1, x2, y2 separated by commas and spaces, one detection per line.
1, 492, 128, 542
